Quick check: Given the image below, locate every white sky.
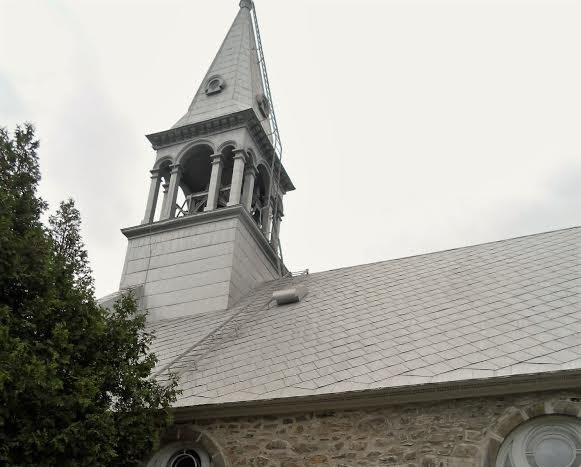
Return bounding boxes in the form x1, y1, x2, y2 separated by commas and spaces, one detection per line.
1, 0, 580, 298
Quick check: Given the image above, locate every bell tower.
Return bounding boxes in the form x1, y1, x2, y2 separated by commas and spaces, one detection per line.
118, 0, 294, 321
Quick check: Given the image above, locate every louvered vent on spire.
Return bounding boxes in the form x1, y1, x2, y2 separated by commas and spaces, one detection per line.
172, 0, 272, 137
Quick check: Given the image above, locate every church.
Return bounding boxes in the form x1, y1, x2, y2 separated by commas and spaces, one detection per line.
99, 1, 581, 466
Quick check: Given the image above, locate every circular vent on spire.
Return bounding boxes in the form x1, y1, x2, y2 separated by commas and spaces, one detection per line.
205, 75, 225, 96
256, 93, 270, 118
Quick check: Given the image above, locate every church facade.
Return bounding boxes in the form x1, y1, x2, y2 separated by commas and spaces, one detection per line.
102, 2, 581, 466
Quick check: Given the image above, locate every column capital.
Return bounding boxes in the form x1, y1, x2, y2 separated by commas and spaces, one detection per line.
244, 165, 258, 177
169, 163, 181, 174
232, 149, 247, 162
210, 153, 223, 164
149, 168, 161, 177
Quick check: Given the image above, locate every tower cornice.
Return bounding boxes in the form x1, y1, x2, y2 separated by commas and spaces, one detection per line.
121, 204, 286, 275
146, 109, 294, 192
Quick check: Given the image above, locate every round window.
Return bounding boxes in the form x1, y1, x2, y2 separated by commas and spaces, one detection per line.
496, 416, 581, 467
204, 76, 225, 95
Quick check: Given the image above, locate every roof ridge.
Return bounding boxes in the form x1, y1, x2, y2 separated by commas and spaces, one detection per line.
305, 225, 581, 279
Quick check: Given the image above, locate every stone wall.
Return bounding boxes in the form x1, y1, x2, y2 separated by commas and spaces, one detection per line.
173, 390, 581, 467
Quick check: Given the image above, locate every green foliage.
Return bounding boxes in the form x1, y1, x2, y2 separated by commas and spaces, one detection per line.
0, 124, 178, 466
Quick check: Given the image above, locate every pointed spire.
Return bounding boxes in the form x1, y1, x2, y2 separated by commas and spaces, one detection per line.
172, 1, 271, 136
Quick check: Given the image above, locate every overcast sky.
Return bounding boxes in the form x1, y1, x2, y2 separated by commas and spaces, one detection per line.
1, 0, 580, 298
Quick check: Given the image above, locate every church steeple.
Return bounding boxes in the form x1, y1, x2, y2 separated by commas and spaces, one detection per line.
117, 1, 294, 321
172, 0, 272, 138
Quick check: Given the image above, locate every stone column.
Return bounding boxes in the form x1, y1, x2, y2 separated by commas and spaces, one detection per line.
271, 211, 283, 254
160, 163, 181, 220
204, 154, 223, 212
142, 168, 161, 224
261, 203, 272, 238
159, 181, 170, 219
227, 150, 247, 206
241, 166, 257, 211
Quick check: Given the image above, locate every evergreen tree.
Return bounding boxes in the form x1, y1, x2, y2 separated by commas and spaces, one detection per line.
0, 124, 178, 467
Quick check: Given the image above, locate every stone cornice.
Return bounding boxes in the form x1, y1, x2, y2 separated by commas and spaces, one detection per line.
121, 205, 285, 275
172, 370, 581, 421
145, 109, 295, 192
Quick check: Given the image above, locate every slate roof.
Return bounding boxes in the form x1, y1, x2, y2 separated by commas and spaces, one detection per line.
148, 227, 581, 408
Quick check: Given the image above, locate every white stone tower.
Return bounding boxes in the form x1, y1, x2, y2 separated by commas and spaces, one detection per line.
117, 0, 294, 321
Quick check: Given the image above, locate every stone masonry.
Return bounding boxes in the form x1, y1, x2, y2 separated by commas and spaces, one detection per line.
172, 390, 581, 467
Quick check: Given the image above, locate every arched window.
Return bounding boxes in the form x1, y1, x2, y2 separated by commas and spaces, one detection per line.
168, 448, 204, 467
145, 429, 226, 467
496, 415, 581, 467
147, 443, 211, 467
178, 144, 214, 215
204, 75, 225, 95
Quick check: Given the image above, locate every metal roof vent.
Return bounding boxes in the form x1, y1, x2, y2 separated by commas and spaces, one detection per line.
272, 284, 308, 306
